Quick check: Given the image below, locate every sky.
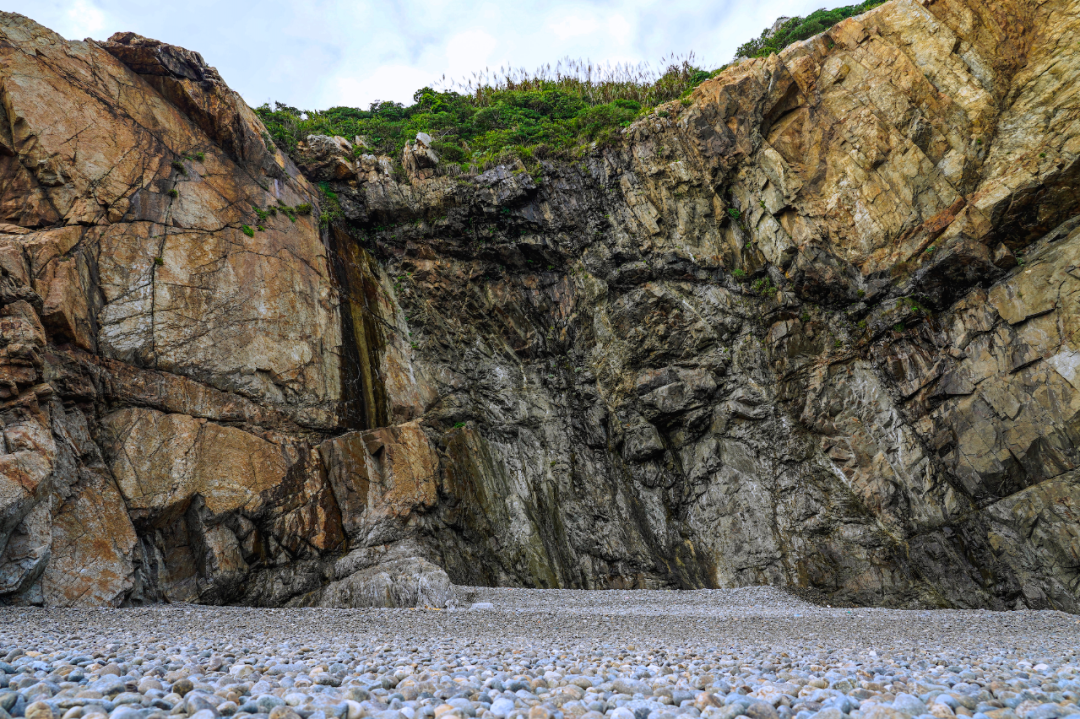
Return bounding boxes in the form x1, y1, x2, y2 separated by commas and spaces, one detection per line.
16, 0, 838, 111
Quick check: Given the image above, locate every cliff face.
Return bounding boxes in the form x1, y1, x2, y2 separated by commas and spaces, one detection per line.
0, 0, 1078, 610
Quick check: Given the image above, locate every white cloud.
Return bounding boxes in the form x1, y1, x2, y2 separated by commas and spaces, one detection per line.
547, 14, 600, 40
444, 29, 499, 76
8, 0, 862, 109
326, 64, 438, 108
55, 0, 107, 39
607, 15, 632, 44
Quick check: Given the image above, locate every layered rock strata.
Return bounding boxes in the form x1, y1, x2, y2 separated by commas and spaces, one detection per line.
0, 0, 1078, 610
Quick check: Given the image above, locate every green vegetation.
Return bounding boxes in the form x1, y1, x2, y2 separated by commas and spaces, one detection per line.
903, 297, 930, 314
195, 151, 205, 162
735, 0, 886, 59
752, 277, 776, 297
727, 208, 742, 220
255, 0, 888, 175
241, 224, 255, 238
153, 257, 164, 266
316, 182, 344, 228
255, 56, 720, 171
732, 268, 747, 280
167, 188, 179, 198
171, 160, 187, 175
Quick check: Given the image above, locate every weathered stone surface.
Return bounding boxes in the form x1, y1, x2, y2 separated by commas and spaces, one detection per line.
40, 471, 137, 607
1, 0, 1080, 610
319, 421, 439, 544
297, 555, 452, 609
100, 407, 290, 521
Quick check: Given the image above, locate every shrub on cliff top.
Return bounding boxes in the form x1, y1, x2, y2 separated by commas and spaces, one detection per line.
255, 59, 705, 171
735, 0, 886, 59
256, 0, 887, 170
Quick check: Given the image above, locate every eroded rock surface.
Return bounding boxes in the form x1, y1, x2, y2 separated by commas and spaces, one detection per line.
1, 0, 1079, 610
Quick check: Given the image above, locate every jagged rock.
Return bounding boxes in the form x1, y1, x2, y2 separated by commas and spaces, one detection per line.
0, 0, 1079, 611
296, 135, 356, 182
402, 133, 439, 181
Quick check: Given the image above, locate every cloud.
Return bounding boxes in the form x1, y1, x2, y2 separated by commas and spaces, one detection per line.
547, 14, 601, 40
607, 14, 633, 44
47, 0, 108, 39
444, 29, 499, 76
9, 0, 855, 110
326, 64, 438, 109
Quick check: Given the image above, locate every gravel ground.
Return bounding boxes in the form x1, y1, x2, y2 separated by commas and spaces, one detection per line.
0, 588, 1077, 719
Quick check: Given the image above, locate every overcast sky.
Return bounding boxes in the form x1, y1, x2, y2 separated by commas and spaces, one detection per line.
19, 0, 836, 111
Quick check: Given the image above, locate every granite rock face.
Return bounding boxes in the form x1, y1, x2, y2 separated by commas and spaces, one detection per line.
0, 0, 1079, 610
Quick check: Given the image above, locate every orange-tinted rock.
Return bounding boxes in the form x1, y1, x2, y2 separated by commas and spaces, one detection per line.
319, 421, 439, 543
101, 407, 290, 522
40, 471, 137, 607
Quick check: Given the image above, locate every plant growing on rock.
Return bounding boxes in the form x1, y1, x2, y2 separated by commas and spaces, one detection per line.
256, 55, 720, 172
752, 277, 776, 297
736, 0, 886, 59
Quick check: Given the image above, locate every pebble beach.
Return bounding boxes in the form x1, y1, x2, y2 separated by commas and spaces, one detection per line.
0, 589, 1076, 719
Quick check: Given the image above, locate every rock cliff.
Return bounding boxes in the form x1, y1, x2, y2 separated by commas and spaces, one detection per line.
0, 0, 1079, 610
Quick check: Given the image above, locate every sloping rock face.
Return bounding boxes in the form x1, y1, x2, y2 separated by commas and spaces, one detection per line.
0, 0, 1078, 610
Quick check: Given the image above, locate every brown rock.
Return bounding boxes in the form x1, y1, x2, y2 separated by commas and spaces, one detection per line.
172, 678, 194, 697
39, 471, 137, 607
101, 407, 289, 520
1, 0, 1080, 611
24, 702, 53, 719
268, 707, 301, 719
318, 421, 438, 542
992, 243, 1018, 270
